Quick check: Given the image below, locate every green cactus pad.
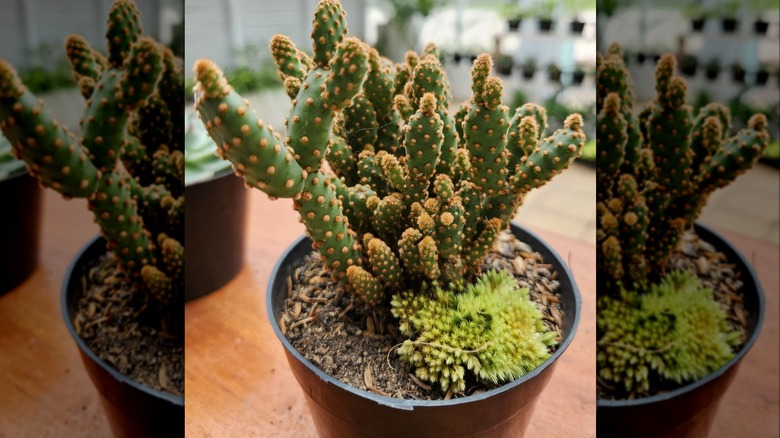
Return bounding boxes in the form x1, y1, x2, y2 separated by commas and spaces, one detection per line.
367, 237, 403, 291
347, 265, 384, 306
270, 34, 309, 83
106, 0, 142, 68
296, 172, 362, 280
311, 0, 348, 68
194, 60, 306, 198
0, 61, 98, 197
514, 114, 585, 194
322, 37, 368, 111
88, 170, 154, 274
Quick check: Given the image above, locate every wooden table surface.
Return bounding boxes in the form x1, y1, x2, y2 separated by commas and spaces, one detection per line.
0, 187, 776, 437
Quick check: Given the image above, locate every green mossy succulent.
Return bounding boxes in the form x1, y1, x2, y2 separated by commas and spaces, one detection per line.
194, 0, 583, 393
392, 269, 557, 393
596, 44, 769, 399
597, 270, 740, 397
0, 0, 184, 308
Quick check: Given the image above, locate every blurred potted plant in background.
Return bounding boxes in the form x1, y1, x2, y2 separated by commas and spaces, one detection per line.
376, 0, 444, 62
0, 133, 41, 294
533, 0, 557, 32
718, 0, 740, 33
705, 58, 721, 80
184, 115, 249, 301
522, 57, 537, 79
548, 63, 562, 83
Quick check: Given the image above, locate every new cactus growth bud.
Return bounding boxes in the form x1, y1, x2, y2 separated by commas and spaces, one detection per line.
194, 0, 584, 394
0, 0, 184, 306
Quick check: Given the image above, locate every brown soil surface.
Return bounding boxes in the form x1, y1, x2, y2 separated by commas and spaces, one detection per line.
72, 253, 184, 395
281, 230, 565, 400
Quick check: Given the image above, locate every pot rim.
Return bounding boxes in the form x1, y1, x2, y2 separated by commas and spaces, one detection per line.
0, 167, 32, 183
267, 222, 581, 410
596, 222, 765, 408
61, 235, 184, 406
184, 165, 236, 188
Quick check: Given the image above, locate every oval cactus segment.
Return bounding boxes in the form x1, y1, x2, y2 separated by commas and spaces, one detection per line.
88, 170, 154, 276
270, 34, 309, 83
514, 114, 585, 194
323, 37, 369, 111
295, 172, 361, 281
311, 0, 348, 68
0, 61, 98, 197
65, 35, 105, 89
193, 60, 305, 198
106, 0, 142, 68
347, 265, 384, 306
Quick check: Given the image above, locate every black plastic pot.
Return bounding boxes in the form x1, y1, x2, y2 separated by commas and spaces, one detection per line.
0, 171, 41, 294
452, 52, 462, 63
705, 66, 720, 81
691, 17, 706, 32
268, 222, 581, 437
522, 67, 536, 80
570, 19, 585, 34
721, 18, 738, 33
62, 236, 184, 437
597, 223, 764, 438
753, 19, 769, 35
755, 69, 769, 85
538, 19, 554, 32
184, 170, 248, 301
572, 69, 586, 85
732, 66, 746, 83
508, 18, 522, 31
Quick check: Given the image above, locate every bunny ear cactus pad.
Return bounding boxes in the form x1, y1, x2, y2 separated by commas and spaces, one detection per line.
193, 60, 306, 198
195, 0, 585, 395
0, 61, 99, 197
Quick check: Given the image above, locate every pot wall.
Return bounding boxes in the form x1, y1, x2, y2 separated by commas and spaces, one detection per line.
184, 170, 249, 300
62, 237, 184, 438
0, 171, 41, 294
268, 223, 581, 437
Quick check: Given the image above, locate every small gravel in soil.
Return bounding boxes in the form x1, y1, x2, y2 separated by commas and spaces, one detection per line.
73, 253, 184, 395
282, 230, 564, 400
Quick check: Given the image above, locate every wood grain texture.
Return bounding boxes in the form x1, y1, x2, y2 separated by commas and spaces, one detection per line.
184, 192, 598, 438
0, 190, 109, 436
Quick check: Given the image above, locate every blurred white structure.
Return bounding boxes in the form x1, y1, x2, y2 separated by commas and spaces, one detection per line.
0, 0, 180, 68
184, 0, 366, 74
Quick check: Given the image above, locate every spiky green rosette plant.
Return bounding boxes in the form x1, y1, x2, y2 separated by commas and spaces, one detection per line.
185, 114, 231, 186
0, 0, 184, 309
194, 0, 584, 393
596, 45, 769, 397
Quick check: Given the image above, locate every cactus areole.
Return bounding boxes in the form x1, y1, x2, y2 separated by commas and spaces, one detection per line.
194, 0, 584, 411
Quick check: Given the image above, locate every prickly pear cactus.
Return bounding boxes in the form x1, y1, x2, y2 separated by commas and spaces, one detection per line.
596, 44, 769, 399
596, 45, 770, 293
194, 0, 584, 393
0, 0, 184, 308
